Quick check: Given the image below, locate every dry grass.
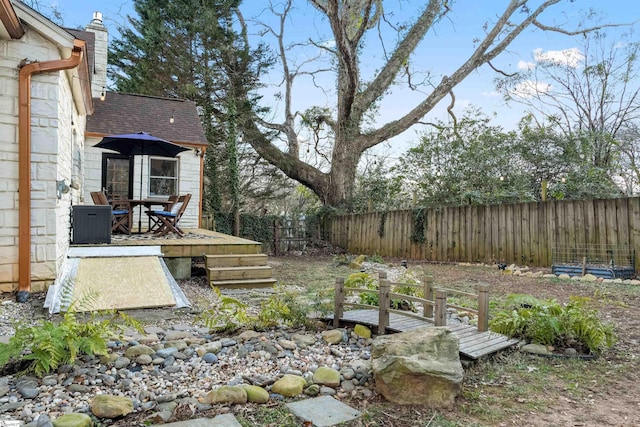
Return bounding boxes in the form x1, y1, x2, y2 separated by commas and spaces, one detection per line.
265, 254, 640, 427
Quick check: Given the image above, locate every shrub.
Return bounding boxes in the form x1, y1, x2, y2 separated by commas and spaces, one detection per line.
366, 253, 385, 264
256, 284, 313, 329
197, 287, 250, 332
198, 285, 317, 331
0, 299, 141, 377
345, 272, 378, 306
490, 294, 616, 354
344, 272, 419, 310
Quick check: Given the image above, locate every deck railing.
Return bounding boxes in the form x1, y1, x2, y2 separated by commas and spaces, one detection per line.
334, 272, 490, 334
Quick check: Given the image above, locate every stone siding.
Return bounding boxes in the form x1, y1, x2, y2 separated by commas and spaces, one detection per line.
0, 27, 78, 291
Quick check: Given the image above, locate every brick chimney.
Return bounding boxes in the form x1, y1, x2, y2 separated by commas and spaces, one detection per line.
84, 12, 107, 99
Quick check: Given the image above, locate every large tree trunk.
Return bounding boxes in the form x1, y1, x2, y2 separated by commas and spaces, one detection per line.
323, 150, 359, 206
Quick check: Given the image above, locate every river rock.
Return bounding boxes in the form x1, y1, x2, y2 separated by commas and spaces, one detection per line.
196, 341, 222, 356
124, 344, 154, 358
51, 413, 93, 427
313, 366, 341, 388
271, 374, 307, 397
291, 333, 316, 348
371, 326, 463, 407
522, 343, 551, 355
354, 324, 372, 339
89, 395, 134, 418
202, 386, 247, 405
242, 385, 270, 403
322, 329, 344, 345
238, 330, 262, 341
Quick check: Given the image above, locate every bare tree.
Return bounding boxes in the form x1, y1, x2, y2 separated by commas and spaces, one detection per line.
234, 0, 623, 207
496, 30, 640, 171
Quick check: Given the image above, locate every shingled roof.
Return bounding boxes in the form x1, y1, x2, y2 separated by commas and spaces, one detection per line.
86, 92, 208, 146
65, 28, 95, 85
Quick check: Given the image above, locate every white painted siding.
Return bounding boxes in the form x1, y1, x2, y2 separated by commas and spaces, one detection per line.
84, 137, 201, 230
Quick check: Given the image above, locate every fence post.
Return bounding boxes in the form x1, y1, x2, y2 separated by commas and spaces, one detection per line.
434, 289, 447, 327
378, 279, 390, 335
423, 274, 434, 318
273, 219, 280, 256
378, 271, 387, 280
334, 277, 344, 328
477, 284, 490, 332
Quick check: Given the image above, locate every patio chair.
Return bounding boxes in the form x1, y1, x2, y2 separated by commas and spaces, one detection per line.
90, 191, 131, 234
147, 193, 191, 237
146, 195, 179, 233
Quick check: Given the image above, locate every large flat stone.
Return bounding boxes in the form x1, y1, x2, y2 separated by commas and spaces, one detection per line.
150, 414, 242, 427
287, 396, 361, 427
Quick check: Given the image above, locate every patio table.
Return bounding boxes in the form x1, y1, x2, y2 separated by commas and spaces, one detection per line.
127, 199, 172, 233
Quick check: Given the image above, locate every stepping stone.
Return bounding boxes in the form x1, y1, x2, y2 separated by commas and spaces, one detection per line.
150, 414, 242, 427
287, 396, 361, 427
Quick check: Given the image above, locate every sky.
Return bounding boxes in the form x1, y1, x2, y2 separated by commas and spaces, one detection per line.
43, 0, 640, 157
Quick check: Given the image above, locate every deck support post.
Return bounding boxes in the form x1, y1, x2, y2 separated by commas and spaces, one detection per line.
334, 277, 345, 327
434, 289, 447, 327
378, 278, 390, 335
423, 274, 433, 318
477, 284, 490, 332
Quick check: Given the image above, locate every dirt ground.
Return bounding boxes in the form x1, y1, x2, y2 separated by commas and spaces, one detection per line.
269, 254, 640, 427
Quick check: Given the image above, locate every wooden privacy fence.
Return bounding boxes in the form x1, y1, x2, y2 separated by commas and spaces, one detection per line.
325, 197, 640, 268
333, 272, 490, 334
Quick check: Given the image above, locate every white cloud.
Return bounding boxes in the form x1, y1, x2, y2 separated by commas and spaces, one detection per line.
320, 39, 336, 49
482, 90, 500, 97
511, 80, 552, 98
533, 47, 584, 68
518, 60, 535, 70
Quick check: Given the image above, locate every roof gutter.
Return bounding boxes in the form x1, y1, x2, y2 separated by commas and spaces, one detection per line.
17, 39, 84, 300
0, 0, 24, 39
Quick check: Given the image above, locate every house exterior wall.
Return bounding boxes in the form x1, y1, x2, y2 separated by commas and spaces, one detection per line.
84, 137, 201, 230
0, 26, 78, 292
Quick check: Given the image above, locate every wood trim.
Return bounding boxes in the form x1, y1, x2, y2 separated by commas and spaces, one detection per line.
0, 0, 24, 39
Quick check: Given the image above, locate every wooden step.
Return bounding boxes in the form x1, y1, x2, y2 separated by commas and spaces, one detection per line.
210, 278, 278, 289
207, 265, 273, 281
205, 254, 268, 268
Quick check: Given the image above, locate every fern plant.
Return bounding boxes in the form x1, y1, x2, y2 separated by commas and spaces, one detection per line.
197, 287, 250, 332
0, 298, 141, 377
490, 294, 616, 354
256, 285, 313, 329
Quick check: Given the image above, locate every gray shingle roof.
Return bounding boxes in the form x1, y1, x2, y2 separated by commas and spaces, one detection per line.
65, 28, 94, 85
86, 92, 208, 146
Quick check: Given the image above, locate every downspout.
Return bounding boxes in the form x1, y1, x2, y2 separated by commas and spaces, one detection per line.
17, 40, 83, 301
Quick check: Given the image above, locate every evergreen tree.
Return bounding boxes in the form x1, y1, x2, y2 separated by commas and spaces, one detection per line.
107, 0, 278, 215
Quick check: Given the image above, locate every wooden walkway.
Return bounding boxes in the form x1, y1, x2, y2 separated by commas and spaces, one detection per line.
329, 309, 519, 360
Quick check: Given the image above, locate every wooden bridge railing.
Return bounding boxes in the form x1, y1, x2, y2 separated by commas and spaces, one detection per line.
334, 272, 490, 335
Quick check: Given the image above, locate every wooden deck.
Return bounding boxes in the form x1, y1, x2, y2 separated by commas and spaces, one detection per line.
329, 309, 519, 360
106, 228, 263, 257
76, 228, 276, 288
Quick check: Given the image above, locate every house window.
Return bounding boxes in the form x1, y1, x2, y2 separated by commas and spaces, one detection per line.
149, 158, 178, 196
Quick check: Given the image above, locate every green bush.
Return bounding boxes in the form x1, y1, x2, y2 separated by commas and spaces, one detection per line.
256, 285, 313, 329
197, 287, 251, 332
0, 300, 141, 377
198, 285, 316, 331
344, 272, 418, 310
366, 253, 385, 264
345, 272, 379, 306
490, 294, 616, 354
332, 253, 353, 266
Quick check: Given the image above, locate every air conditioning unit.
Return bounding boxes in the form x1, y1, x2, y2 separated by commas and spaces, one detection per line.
72, 205, 111, 244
